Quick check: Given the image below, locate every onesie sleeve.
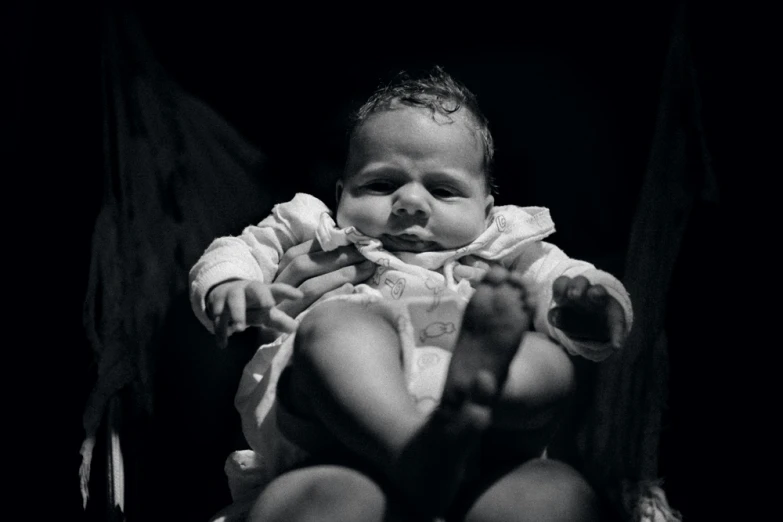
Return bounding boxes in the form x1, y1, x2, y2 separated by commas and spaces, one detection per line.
188, 193, 332, 332
509, 241, 633, 362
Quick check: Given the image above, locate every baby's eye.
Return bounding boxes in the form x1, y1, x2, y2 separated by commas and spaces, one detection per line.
430, 186, 459, 198
364, 181, 396, 193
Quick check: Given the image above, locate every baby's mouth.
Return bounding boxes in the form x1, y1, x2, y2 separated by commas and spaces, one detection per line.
380, 234, 440, 253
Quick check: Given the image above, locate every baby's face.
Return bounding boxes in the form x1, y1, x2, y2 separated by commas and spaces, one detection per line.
336, 105, 493, 253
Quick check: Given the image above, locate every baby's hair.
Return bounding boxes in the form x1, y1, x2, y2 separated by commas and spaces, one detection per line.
347, 66, 497, 194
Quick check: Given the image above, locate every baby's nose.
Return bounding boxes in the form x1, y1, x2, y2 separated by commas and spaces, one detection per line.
392, 184, 430, 217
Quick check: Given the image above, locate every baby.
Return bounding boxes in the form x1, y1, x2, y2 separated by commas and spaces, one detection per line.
190, 67, 632, 521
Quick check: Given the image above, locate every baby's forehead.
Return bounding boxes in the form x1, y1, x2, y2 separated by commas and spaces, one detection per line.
382, 97, 477, 127
353, 103, 482, 151
344, 105, 488, 191
352, 107, 482, 163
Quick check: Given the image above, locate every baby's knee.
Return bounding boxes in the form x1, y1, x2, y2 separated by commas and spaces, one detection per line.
504, 332, 575, 410
295, 301, 358, 351
294, 300, 395, 360
297, 301, 344, 339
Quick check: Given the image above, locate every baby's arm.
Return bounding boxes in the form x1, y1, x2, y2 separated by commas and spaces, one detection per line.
509, 241, 633, 361
206, 279, 303, 348
188, 193, 331, 337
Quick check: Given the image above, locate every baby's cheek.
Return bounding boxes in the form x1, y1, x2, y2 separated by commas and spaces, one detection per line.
444, 213, 486, 247
335, 200, 358, 228
336, 201, 383, 235
461, 224, 485, 245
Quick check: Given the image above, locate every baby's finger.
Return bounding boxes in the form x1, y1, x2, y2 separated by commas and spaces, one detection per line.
552, 276, 571, 304
466, 257, 492, 271
225, 289, 247, 331
508, 270, 527, 293
245, 284, 304, 326
244, 281, 279, 310
453, 263, 489, 282
214, 309, 233, 349
207, 298, 224, 324
266, 307, 299, 333
565, 276, 590, 301
586, 284, 608, 304
452, 264, 480, 282
453, 256, 492, 282
206, 286, 227, 322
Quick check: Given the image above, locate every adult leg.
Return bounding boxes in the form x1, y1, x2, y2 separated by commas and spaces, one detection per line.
247, 465, 389, 522
464, 459, 604, 522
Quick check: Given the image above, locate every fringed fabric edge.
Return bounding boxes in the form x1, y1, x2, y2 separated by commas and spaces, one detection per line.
623, 479, 682, 522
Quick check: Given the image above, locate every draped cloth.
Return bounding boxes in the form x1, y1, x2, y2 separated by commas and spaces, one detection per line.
80, 2, 269, 508
549, 3, 718, 520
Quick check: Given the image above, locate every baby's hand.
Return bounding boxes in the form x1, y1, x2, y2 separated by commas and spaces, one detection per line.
547, 275, 627, 350
206, 279, 304, 348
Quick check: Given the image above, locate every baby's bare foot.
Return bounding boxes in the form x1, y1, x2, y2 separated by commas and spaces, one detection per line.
392, 266, 531, 517
442, 265, 530, 409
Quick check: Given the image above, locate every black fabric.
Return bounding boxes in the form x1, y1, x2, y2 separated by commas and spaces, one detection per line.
550, 4, 717, 517
11, 2, 99, 520
82, 2, 272, 517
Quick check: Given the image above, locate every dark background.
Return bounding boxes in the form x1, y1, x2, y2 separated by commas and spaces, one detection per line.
12, 1, 761, 520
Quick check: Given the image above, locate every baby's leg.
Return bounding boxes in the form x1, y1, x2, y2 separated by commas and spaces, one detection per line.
484, 331, 578, 462
464, 458, 604, 522
285, 297, 500, 515
285, 299, 428, 467
247, 465, 389, 522
286, 267, 530, 518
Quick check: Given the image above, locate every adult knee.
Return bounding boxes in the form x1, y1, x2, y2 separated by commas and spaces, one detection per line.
250, 466, 386, 522
306, 467, 385, 508
515, 459, 602, 522
466, 459, 603, 522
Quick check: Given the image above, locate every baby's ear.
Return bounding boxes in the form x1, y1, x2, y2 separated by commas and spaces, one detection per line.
335, 180, 344, 206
